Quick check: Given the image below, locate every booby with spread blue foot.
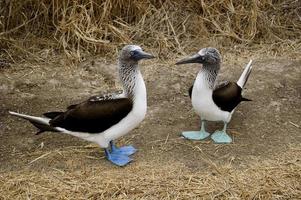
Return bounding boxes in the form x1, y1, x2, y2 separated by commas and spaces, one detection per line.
9, 45, 155, 166
176, 47, 252, 143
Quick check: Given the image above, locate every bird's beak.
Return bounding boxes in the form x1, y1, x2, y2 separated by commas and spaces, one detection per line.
175, 54, 204, 65
134, 50, 155, 60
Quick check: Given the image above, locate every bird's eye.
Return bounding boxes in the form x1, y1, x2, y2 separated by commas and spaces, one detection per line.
130, 51, 136, 56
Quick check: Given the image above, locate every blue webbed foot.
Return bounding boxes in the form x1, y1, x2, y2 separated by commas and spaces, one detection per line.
110, 141, 137, 156
182, 131, 210, 140
105, 149, 132, 167
211, 131, 232, 143
112, 145, 137, 156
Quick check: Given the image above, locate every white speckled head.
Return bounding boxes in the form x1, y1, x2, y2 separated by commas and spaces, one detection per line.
176, 47, 221, 66
119, 45, 155, 62
176, 47, 222, 90
197, 47, 221, 65
118, 45, 154, 98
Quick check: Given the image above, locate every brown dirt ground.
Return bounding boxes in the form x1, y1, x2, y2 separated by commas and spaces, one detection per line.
0, 53, 300, 199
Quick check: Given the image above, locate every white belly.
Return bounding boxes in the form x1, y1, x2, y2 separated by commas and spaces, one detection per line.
191, 73, 231, 122
99, 101, 146, 148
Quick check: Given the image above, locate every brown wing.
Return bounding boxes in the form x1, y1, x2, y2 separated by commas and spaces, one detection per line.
212, 82, 243, 112
65, 90, 124, 110
50, 98, 133, 133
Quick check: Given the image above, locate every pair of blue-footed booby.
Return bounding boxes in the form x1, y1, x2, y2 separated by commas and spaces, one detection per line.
9, 45, 155, 166
176, 47, 252, 143
9, 45, 252, 167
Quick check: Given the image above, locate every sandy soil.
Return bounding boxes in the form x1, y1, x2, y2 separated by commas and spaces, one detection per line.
0, 55, 300, 199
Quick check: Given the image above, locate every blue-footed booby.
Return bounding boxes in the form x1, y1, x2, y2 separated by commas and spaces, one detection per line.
9, 45, 155, 166
176, 47, 252, 143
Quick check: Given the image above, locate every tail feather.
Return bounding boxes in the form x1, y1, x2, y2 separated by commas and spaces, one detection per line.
241, 97, 252, 101
43, 111, 63, 119
9, 111, 58, 134
237, 60, 253, 89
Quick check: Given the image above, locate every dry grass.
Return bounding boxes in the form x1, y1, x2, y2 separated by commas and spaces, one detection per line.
0, 0, 300, 62
0, 146, 300, 199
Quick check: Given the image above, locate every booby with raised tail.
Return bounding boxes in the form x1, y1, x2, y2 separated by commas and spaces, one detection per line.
9, 45, 155, 166
176, 47, 252, 143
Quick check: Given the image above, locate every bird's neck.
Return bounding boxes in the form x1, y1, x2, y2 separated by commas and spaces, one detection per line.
197, 64, 220, 90
118, 61, 143, 100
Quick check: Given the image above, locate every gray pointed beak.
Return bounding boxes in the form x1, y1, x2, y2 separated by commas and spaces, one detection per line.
133, 50, 155, 60
175, 54, 204, 65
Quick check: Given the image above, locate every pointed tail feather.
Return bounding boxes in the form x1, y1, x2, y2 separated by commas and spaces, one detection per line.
43, 111, 63, 119
241, 97, 252, 101
237, 60, 253, 89
9, 111, 58, 134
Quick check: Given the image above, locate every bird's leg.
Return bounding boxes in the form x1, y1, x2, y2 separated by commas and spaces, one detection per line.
110, 141, 137, 156
104, 148, 132, 167
211, 122, 232, 143
181, 120, 210, 140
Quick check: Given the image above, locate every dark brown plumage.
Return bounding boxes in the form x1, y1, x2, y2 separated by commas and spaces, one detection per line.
189, 82, 251, 112
212, 82, 251, 112
188, 85, 193, 98
43, 98, 133, 133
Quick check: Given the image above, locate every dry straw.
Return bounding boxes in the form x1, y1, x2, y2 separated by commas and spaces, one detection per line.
0, 0, 300, 61
0, 145, 300, 199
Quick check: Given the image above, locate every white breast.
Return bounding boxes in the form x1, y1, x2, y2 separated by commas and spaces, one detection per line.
192, 72, 231, 122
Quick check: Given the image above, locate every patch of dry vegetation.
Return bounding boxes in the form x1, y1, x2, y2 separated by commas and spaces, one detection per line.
0, 0, 300, 62
0, 146, 300, 199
